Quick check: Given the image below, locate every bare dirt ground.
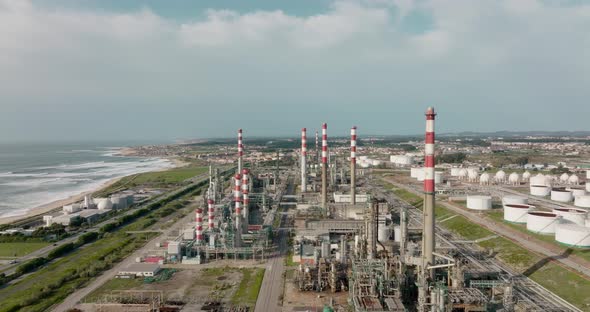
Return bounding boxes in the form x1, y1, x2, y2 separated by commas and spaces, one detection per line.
282, 269, 349, 312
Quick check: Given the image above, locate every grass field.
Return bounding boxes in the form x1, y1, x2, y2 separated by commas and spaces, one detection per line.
97, 166, 208, 196
380, 177, 590, 309
0, 242, 50, 258
231, 268, 265, 308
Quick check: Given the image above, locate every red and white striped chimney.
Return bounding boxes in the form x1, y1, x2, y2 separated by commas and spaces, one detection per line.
350, 126, 357, 204
315, 131, 319, 171
423, 107, 436, 278
321, 123, 328, 211
238, 129, 243, 174
207, 198, 215, 230
196, 206, 203, 244
242, 169, 249, 226
301, 128, 307, 192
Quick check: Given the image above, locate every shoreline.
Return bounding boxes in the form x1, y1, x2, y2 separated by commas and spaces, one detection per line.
0, 155, 185, 226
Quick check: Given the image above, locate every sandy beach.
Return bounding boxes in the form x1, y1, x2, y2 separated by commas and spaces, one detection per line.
0, 154, 186, 226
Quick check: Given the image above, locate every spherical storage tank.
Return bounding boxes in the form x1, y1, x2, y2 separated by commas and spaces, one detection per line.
450, 167, 461, 177
526, 211, 558, 235
96, 198, 113, 210
550, 188, 573, 202
529, 174, 546, 186
502, 195, 527, 206
574, 195, 590, 208
458, 168, 468, 180
530, 185, 550, 196
479, 173, 490, 185
522, 171, 531, 181
559, 173, 569, 184
508, 172, 519, 185
468, 171, 479, 183
466, 195, 492, 210
495, 170, 506, 183
503, 204, 534, 223
568, 174, 579, 185
555, 220, 590, 248
552, 208, 587, 226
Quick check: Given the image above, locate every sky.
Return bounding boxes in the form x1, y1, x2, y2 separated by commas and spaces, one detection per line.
0, 0, 589, 142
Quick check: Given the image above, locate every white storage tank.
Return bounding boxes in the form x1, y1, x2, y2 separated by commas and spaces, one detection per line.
550, 188, 573, 202
559, 173, 569, 184
555, 221, 590, 248
574, 195, 590, 208
502, 195, 527, 206
526, 211, 558, 235
467, 171, 478, 183
450, 167, 461, 177
63, 204, 81, 214
587, 169, 590, 180
503, 204, 534, 223
522, 171, 531, 182
495, 170, 506, 183
167, 241, 181, 254
567, 187, 586, 197
110, 196, 127, 209
378, 227, 390, 243
529, 174, 547, 186
434, 171, 443, 184
586, 183, 590, 193
479, 173, 490, 185
508, 172, 520, 185
552, 208, 587, 226
458, 168, 468, 180
530, 185, 550, 197
466, 195, 492, 210
568, 174, 579, 185
410, 167, 422, 179
416, 169, 425, 182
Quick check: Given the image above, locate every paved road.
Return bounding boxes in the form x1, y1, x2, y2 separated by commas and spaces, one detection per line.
52, 204, 197, 312
255, 174, 292, 312
382, 176, 590, 279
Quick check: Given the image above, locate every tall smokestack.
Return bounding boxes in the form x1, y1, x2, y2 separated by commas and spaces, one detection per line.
242, 169, 250, 227
208, 198, 215, 230
196, 206, 203, 244
321, 123, 328, 214
238, 129, 243, 174
350, 126, 357, 205
234, 174, 242, 246
422, 107, 436, 278
301, 128, 307, 192
315, 131, 319, 173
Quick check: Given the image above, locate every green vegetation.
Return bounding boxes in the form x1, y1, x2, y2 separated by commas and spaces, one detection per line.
0, 181, 206, 312
380, 177, 590, 309
437, 152, 467, 164
0, 242, 49, 258
231, 268, 265, 308
96, 166, 208, 196
84, 278, 143, 302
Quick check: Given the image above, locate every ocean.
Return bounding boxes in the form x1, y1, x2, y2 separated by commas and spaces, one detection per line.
0, 142, 174, 218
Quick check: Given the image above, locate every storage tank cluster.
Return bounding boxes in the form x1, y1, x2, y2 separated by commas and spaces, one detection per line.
466, 195, 492, 210
94, 194, 133, 210
409, 167, 443, 184
357, 156, 382, 168
501, 196, 590, 247
390, 154, 414, 167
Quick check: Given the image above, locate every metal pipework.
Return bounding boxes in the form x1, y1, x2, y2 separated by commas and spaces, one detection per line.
350, 126, 357, 204
321, 123, 328, 214
237, 129, 243, 174
423, 107, 437, 278
301, 128, 307, 192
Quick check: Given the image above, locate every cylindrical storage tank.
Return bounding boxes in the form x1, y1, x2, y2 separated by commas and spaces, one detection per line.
503, 204, 534, 223
526, 212, 558, 235
550, 188, 573, 202
529, 174, 545, 186
587, 170, 590, 180
416, 169, 425, 182
450, 168, 461, 177
502, 195, 527, 206
568, 187, 586, 197
574, 195, 590, 208
434, 171, 443, 184
586, 183, 590, 193
466, 195, 492, 210
410, 167, 422, 178
378, 227, 390, 243
96, 198, 113, 210
110, 196, 127, 209
555, 221, 590, 248
530, 185, 550, 196
393, 225, 401, 243
552, 208, 587, 226
586, 219, 590, 228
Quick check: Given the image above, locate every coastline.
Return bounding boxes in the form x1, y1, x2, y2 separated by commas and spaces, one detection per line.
0, 154, 185, 226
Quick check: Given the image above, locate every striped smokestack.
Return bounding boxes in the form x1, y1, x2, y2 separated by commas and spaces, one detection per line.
238, 129, 243, 174
350, 126, 357, 205
301, 128, 307, 192
315, 131, 319, 173
242, 169, 249, 227
196, 206, 203, 244
422, 107, 436, 278
321, 123, 328, 213
234, 173, 242, 246
207, 198, 215, 230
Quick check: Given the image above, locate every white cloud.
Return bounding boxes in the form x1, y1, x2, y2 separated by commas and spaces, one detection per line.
0, 0, 589, 140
